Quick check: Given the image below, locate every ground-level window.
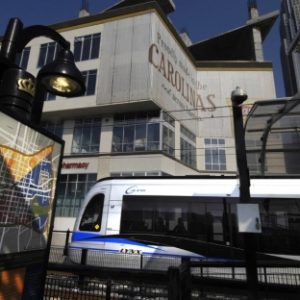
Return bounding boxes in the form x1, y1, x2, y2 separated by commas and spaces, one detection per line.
56, 173, 97, 217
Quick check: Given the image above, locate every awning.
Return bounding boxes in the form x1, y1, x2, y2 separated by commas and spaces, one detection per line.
245, 96, 300, 176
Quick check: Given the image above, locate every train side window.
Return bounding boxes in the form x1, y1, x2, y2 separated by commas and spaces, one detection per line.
79, 194, 104, 231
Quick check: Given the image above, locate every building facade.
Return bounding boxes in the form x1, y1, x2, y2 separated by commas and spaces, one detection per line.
280, 0, 300, 96
16, 1, 277, 231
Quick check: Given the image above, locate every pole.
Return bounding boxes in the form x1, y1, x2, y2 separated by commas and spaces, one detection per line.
231, 87, 259, 300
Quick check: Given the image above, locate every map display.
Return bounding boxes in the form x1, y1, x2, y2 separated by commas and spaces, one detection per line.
0, 112, 63, 254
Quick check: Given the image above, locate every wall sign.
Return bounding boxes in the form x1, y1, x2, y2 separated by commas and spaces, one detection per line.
62, 162, 90, 170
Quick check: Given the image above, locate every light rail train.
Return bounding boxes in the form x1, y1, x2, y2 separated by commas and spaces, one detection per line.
68, 176, 300, 265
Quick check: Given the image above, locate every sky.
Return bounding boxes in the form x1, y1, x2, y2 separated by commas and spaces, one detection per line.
0, 0, 284, 96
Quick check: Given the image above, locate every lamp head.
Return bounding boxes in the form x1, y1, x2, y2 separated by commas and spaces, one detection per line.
231, 86, 248, 106
37, 49, 85, 97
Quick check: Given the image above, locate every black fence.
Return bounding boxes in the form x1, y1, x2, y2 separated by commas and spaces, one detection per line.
46, 230, 300, 299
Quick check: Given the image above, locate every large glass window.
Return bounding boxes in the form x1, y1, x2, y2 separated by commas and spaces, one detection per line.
56, 173, 97, 217
37, 42, 61, 68
180, 125, 196, 168
79, 194, 104, 232
74, 33, 101, 62
205, 138, 226, 171
112, 111, 160, 153
72, 118, 101, 153
16, 47, 30, 70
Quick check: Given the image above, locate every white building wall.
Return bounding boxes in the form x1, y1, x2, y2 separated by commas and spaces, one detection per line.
19, 8, 278, 236
22, 8, 277, 176
98, 14, 152, 105
196, 68, 276, 171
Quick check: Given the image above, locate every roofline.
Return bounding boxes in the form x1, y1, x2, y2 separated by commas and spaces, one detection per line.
45, 1, 197, 66
196, 61, 273, 69
33, 1, 275, 69
246, 10, 279, 27
191, 9, 279, 47
104, 0, 175, 15
1, 1, 278, 69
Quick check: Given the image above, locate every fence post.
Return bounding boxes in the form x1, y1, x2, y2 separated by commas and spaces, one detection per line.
180, 258, 191, 300
140, 253, 143, 270
80, 248, 88, 265
63, 229, 70, 256
168, 267, 180, 300
78, 248, 88, 289
264, 266, 268, 285
106, 279, 111, 300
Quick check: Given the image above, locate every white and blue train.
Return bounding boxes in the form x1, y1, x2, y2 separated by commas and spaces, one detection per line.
68, 176, 300, 266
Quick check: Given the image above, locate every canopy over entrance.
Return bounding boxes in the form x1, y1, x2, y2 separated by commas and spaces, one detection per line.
245, 96, 300, 177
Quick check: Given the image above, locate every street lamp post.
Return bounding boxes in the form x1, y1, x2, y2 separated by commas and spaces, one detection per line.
0, 17, 85, 124
231, 87, 259, 300
0, 17, 85, 299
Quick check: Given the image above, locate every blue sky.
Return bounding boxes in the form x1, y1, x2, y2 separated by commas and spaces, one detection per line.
0, 0, 283, 96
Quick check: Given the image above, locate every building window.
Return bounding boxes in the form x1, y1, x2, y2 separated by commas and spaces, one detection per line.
180, 125, 196, 168
163, 111, 175, 127
37, 42, 61, 68
42, 120, 63, 138
55, 173, 97, 217
16, 47, 30, 70
72, 118, 101, 153
112, 111, 160, 153
74, 33, 101, 62
163, 126, 175, 157
205, 138, 226, 171
81, 70, 97, 96
162, 112, 175, 157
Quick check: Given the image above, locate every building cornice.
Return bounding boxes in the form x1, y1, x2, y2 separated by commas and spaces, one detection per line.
196, 61, 273, 70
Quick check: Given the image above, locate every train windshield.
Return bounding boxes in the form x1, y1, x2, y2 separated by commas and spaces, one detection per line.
79, 194, 104, 232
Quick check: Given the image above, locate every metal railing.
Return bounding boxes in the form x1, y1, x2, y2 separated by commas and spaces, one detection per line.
47, 230, 300, 299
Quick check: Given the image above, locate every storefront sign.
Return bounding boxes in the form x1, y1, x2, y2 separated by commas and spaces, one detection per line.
62, 162, 90, 169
